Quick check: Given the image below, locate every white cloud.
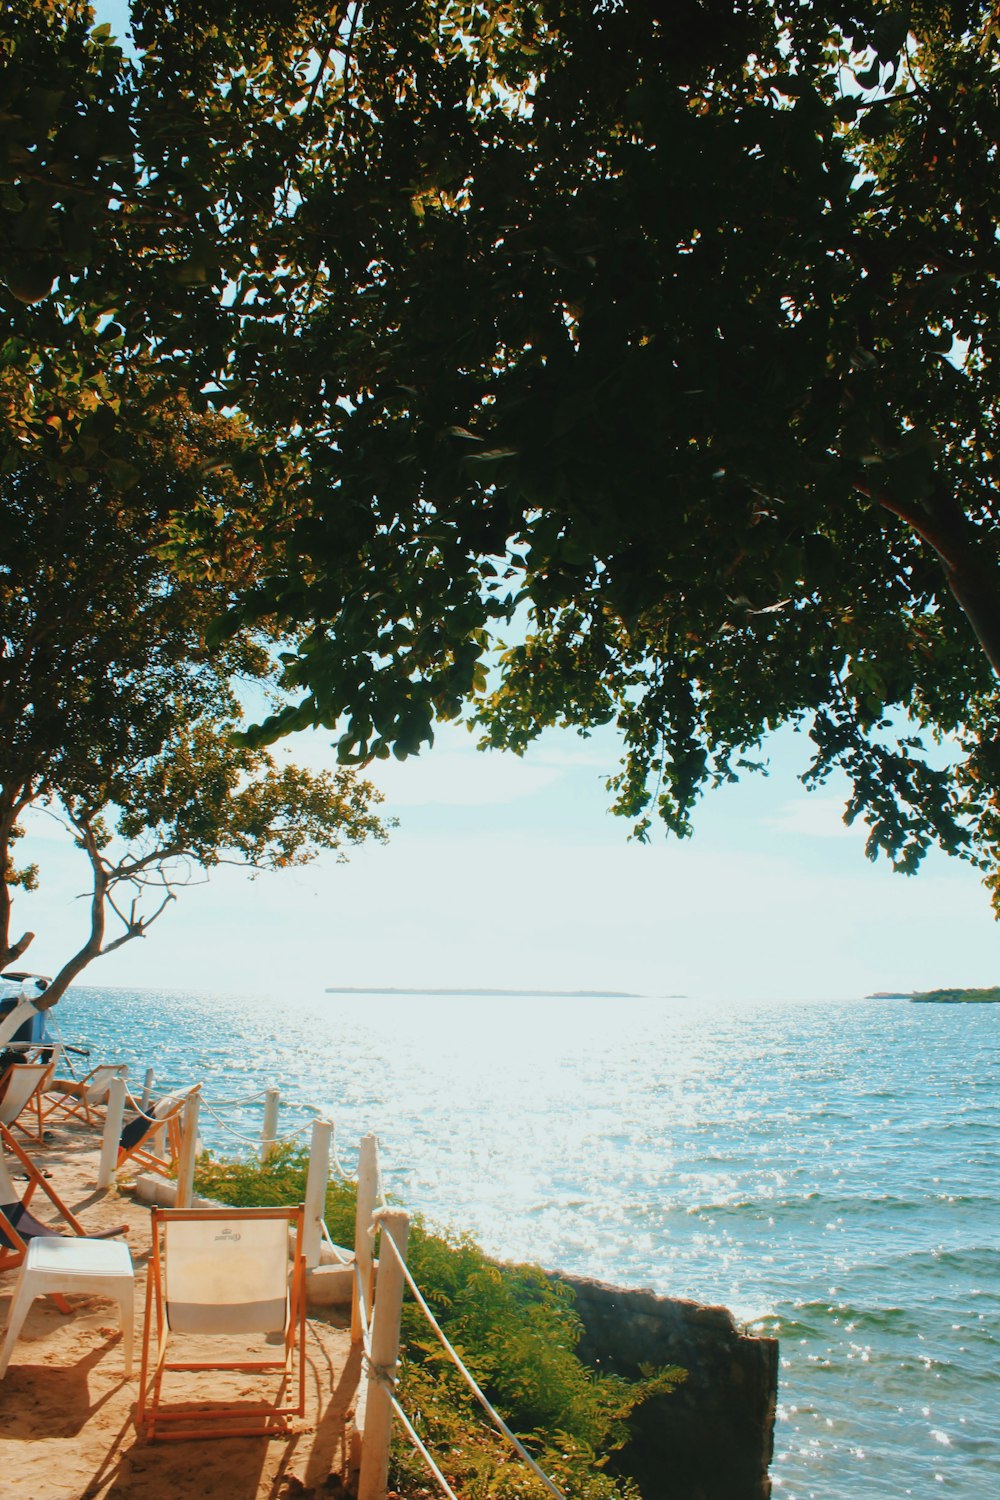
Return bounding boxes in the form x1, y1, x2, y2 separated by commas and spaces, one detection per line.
764, 795, 856, 839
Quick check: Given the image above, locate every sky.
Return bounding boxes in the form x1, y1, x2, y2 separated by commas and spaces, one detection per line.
22, 2, 995, 1004
13, 717, 1000, 1002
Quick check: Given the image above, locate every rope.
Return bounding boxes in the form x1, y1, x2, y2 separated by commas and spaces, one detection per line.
198, 1097, 268, 1147
354, 1252, 476, 1500
379, 1231, 567, 1500
390, 1395, 462, 1500
355, 1260, 372, 1348
199, 1088, 271, 1109
194, 1094, 317, 1151
363, 1353, 396, 1391
122, 1083, 199, 1124
320, 1220, 353, 1265
264, 1115, 317, 1142
122, 1087, 168, 1123
330, 1122, 358, 1183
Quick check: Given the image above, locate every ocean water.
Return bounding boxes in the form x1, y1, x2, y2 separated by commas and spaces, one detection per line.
51, 986, 999, 1498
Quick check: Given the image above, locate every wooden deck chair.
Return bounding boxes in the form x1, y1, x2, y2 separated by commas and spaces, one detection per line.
116, 1090, 194, 1180
0, 1061, 57, 1148
0, 1123, 127, 1290
137, 1204, 307, 1441
44, 1063, 128, 1127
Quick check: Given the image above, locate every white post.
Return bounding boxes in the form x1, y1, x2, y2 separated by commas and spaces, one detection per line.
357, 1210, 410, 1500
174, 1089, 201, 1208
352, 1133, 380, 1344
261, 1086, 280, 1159
97, 1073, 128, 1189
140, 1067, 155, 1110
303, 1119, 332, 1269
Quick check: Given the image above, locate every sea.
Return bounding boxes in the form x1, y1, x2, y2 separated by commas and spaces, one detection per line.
51, 985, 998, 1499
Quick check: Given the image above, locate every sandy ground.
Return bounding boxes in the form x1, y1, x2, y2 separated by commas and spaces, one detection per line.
0, 1117, 360, 1500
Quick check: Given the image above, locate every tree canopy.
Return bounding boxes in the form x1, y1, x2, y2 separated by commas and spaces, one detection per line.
0, 389, 388, 1003
4, 1, 1000, 907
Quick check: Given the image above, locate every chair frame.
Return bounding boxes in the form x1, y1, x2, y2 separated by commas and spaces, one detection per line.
137, 1204, 307, 1441
116, 1092, 190, 1179
43, 1063, 128, 1127
0, 1060, 57, 1147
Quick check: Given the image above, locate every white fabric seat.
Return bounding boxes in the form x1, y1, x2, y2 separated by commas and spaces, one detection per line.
0, 1234, 135, 1377
137, 1204, 306, 1440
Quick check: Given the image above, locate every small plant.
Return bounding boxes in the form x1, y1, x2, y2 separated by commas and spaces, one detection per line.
193, 1148, 684, 1498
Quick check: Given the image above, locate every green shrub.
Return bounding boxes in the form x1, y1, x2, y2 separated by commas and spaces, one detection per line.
193, 1147, 683, 1498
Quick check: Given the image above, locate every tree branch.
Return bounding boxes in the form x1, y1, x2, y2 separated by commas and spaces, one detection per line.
865, 480, 1000, 678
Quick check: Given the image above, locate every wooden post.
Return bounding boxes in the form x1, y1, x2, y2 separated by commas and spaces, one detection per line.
174, 1089, 201, 1208
303, 1119, 332, 1269
97, 1073, 127, 1189
357, 1210, 409, 1500
140, 1066, 155, 1110
352, 1133, 380, 1344
261, 1086, 280, 1159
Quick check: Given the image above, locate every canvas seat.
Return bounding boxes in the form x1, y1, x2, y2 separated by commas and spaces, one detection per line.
116, 1089, 194, 1179
0, 1061, 57, 1147
44, 1063, 128, 1126
137, 1204, 306, 1441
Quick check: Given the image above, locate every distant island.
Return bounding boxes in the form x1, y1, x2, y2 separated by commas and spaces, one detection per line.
911, 987, 1000, 1004
325, 986, 644, 998
868, 986, 1000, 1003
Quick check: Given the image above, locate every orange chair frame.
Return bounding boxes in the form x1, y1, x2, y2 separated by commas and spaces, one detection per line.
0, 1060, 57, 1148
43, 1064, 127, 1127
115, 1094, 190, 1179
137, 1204, 307, 1441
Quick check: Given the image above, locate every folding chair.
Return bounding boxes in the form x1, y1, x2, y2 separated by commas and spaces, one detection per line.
44, 1063, 128, 1127
116, 1090, 194, 1179
137, 1204, 307, 1440
0, 1061, 57, 1147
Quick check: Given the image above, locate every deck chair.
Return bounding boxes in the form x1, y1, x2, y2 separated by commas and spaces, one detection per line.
0, 1061, 57, 1147
0, 1123, 127, 1279
44, 1063, 128, 1127
116, 1090, 194, 1180
137, 1204, 307, 1440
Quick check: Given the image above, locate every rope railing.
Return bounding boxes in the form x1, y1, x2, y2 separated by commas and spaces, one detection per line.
389, 1396, 461, 1500
198, 1097, 267, 1148
353, 1257, 459, 1500
116, 1073, 327, 1168
198, 1087, 272, 1109
378, 1228, 567, 1500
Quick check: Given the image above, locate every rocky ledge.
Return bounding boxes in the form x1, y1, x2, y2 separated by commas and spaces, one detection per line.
554, 1274, 778, 1500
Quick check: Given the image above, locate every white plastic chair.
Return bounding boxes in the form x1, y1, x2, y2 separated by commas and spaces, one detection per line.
0, 1235, 135, 1377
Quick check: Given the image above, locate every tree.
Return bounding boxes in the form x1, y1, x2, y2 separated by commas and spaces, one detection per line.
0, 394, 388, 1010
5, 2, 1000, 905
